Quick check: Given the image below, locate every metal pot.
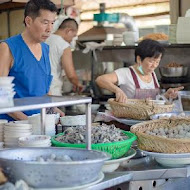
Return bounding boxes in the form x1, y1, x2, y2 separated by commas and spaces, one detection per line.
159, 66, 189, 77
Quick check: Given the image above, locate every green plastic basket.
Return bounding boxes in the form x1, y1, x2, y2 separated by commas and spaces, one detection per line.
51, 131, 137, 159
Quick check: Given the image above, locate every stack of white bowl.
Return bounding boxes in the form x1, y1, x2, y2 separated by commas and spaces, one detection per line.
28, 114, 56, 136
10, 120, 29, 124
113, 34, 123, 46
4, 123, 32, 148
18, 135, 51, 147
123, 31, 139, 45
0, 76, 15, 108
0, 120, 8, 143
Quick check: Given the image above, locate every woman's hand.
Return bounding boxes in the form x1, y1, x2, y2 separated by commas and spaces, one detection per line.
115, 88, 128, 103
165, 86, 184, 99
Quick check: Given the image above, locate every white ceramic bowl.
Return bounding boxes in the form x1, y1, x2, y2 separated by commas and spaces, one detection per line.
11, 120, 29, 124
0, 120, 8, 124
0, 97, 14, 108
91, 104, 100, 112
123, 31, 139, 45
0, 83, 14, 87
102, 148, 136, 173
4, 123, 32, 130
0, 89, 15, 97
155, 157, 190, 167
19, 142, 51, 148
0, 85, 14, 91
75, 104, 86, 113
60, 115, 86, 126
4, 132, 32, 138
18, 135, 51, 146
76, 104, 100, 113
0, 77, 14, 85
4, 138, 19, 143
105, 104, 111, 111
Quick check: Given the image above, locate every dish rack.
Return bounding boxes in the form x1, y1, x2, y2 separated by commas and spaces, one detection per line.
108, 98, 173, 120
130, 118, 190, 153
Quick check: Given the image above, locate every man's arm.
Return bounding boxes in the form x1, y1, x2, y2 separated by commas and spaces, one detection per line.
61, 47, 83, 92
0, 42, 12, 76
47, 91, 65, 116
0, 42, 28, 120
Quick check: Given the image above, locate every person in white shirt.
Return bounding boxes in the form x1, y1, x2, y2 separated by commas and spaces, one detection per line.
46, 18, 83, 96
96, 39, 183, 103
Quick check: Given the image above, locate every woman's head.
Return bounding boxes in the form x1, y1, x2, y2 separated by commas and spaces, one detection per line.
135, 39, 165, 62
135, 39, 165, 74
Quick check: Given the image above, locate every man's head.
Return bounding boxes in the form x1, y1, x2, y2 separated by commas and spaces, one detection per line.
58, 18, 78, 43
24, 0, 57, 42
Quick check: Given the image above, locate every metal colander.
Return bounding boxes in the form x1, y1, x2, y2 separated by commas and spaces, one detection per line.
0, 147, 110, 188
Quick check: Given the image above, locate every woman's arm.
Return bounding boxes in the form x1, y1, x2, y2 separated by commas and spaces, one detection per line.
95, 72, 127, 103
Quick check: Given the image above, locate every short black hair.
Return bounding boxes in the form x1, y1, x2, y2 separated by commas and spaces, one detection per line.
24, 0, 57, 25
58, 18, 78, 30
135, 39, 165, 62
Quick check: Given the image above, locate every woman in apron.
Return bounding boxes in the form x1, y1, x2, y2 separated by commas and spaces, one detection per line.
96, 39, 183, 103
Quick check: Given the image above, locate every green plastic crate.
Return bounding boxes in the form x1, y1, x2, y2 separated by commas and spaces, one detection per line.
51, 131, 137, 159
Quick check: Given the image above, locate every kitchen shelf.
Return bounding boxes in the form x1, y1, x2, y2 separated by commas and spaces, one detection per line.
0, 96, 91, 114
102, 43, 190, 50
0, 95, 92, 149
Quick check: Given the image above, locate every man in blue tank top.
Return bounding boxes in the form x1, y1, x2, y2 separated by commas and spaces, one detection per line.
0, 0, 64, 121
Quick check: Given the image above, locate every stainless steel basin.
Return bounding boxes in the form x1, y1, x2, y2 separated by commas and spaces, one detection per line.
159, 66, 188, 77
0, 147, 110, 188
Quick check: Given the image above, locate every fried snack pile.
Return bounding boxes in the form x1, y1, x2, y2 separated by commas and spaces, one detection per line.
165, 62, 183, 68
141, 33, 168, 41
